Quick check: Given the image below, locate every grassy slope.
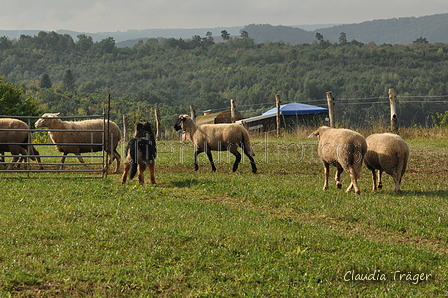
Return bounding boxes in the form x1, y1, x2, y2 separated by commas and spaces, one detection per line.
1, 134, 448, 297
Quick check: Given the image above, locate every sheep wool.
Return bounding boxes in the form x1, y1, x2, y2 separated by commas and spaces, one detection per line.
364, 133, 410, 193
35, 113, 121, 172
309, 126, 367, 194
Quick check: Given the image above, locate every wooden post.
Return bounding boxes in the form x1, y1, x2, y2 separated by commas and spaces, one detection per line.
122, 114, 128, 142
389, 88, 398, 133
190, 105, 196, 123
326, 91, 335, 128
230, 99, 236, 123
275, 94, 281, 137
154, 108, 161, 141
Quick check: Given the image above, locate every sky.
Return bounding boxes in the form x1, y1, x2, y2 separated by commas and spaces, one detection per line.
1, 0, 448, 33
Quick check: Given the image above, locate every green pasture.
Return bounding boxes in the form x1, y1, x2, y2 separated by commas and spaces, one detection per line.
1, 131, 448, 297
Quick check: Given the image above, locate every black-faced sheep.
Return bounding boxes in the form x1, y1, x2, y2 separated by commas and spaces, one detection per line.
309, 126, 367, 194
0, 118, 42, 170
34, 113, 121, 172
121, 121, 157, 185
364, 133, 410, 193
174, 114, 257, 173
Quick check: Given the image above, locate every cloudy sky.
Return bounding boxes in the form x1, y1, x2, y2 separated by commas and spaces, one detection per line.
1, 0, 447, 32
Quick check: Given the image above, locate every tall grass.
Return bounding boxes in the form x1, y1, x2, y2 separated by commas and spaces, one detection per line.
1, 130, 448, 297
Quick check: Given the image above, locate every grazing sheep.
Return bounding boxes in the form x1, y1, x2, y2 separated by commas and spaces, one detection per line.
34, 113, 121, 172
122, 121, 157, 185
308, 126, 367, 194
174, 114, 257, 173
364, 133, 410, 193
0, 118, 42, 170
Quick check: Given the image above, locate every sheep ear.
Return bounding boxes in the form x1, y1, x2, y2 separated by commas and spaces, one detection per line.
307, 131, 318, 138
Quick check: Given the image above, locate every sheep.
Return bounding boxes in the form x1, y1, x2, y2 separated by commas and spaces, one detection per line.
0, 118, 42, 170
34, 113, 121, 172
308, 126, 367, 194
121, 121, 157, 185
364, 133, 410, 193
174, 114, 257, 173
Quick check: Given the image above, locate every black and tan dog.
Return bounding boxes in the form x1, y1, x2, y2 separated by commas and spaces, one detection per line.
121, 121, 157, 185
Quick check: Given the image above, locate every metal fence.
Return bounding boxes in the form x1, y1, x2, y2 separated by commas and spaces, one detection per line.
0, 114, 108, 179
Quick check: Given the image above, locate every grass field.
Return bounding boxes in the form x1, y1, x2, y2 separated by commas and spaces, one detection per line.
1, 128, 448, 297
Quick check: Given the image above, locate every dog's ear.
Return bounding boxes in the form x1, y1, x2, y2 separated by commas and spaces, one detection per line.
137, 123, 144, 131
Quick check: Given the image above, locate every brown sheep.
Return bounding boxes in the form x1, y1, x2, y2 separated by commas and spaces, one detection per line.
0, 118, 42, 170
309, 126, 367, 194
174, 114, 257, 173
364, 133, 410, 193
35, 113, 121, 172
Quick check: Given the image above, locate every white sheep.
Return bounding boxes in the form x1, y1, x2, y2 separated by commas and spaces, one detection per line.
309, 126, 367, 194
364, 133, 410, 193
174, 114, 257, 173
35, 113, 121, 172
0, 118, 42, 170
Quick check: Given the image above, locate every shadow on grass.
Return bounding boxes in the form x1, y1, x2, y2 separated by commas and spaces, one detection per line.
403, 190, 448, 197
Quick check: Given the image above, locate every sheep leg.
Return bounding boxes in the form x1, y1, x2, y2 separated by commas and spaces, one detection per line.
113, 149, 121, 173
230, 150, 242, 172
75, 153, 90, 169
346, 168, 360, 194
378, 171, 383, 189
335, 167, 344, 189
322, 162, 330, 190
371, 169, 378, 191
244, 151, 257, 174
393, 172, 402, 194
206, 150, 217, 172
148, 160, 156, 184
194, 150, 203, 171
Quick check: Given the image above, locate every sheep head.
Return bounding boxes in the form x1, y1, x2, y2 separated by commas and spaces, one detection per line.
35, 113, 60, 128
174, 115, 190, 131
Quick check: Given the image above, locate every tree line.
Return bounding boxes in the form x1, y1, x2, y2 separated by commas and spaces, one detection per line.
1, 30, 448, 130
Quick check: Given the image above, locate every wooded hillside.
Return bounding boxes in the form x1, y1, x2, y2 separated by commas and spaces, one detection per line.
1, 31, 448, 129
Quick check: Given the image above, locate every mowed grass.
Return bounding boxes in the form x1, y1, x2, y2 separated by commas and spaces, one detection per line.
1, 132, 448, 297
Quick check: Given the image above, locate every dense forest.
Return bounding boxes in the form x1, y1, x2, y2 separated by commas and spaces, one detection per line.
1, 30, 448, 131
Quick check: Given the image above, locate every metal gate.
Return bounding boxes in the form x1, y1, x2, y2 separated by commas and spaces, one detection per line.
0, 114, 108, 179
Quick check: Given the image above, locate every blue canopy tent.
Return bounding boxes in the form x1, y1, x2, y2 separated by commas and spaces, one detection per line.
262, 102, 328, 116
237, 102, 328, 132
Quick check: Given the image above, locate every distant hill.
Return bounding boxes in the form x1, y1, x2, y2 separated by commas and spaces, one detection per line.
315, 13, 448, 44
1, 13, 447, 46
243, 13, 448, 45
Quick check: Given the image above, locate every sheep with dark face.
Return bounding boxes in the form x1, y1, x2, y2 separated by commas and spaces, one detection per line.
364, 133, 410, 193
174, 114, 257, 173
0, 118, 42, 170
35, 113, 121, 172
308, 126, 367, 194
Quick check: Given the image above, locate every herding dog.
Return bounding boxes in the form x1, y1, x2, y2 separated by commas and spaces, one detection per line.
121, 121, 157, 185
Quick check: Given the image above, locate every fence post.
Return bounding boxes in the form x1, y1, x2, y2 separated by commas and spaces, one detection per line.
230, 99, 236, 123
275, 94, 281, 137
122, 114, 128, 142
389, 88, 398, 133
326, 91, 335, 128
154, 108, 161, 141
190, 105, 196, 123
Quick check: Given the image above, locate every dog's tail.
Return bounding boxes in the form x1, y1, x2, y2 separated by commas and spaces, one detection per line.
129, 138, 139, 180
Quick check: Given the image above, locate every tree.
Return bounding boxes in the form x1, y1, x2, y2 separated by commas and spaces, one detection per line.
315, 32, 324, 42
62, 70, 76, 92
40, 73, 52, 89
240, 30, 250, 39
0, 75, 40, 116
339, 32, 348, 45
413, 37, 429, 44
221, 30, 230, 42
